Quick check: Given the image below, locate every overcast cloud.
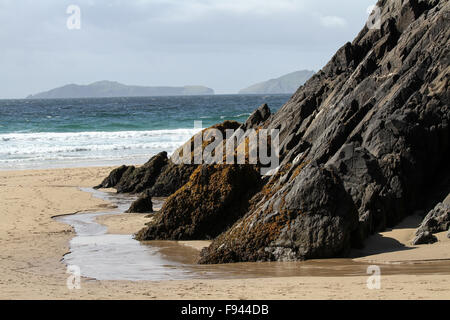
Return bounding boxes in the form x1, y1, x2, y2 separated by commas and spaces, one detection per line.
0, 0, 376, 98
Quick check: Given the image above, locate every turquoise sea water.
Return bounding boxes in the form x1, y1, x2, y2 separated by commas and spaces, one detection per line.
0, 94, 290, 169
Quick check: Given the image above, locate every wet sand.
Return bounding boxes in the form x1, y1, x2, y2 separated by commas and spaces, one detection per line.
1, 167, 450, 299
57, 188, 450, 281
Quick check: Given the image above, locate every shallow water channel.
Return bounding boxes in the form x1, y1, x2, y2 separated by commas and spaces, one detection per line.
54, 188, 450, 281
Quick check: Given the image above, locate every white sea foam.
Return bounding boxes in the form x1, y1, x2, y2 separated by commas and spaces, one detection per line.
0, 128, 200, 170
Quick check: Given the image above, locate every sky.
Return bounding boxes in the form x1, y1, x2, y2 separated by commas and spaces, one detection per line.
0, 0, 376, 99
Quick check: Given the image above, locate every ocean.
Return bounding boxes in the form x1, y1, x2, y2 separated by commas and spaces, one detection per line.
0, 94, 290, 170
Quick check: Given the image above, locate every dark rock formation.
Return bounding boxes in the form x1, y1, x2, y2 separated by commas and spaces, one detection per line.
99, 157, 197, 213
415, 200, 450, 235
135, 164, 262, 240
96, 0, 449, 264
199, 0, 450, 263
239, 103, 271, 131
126, 190, 153, 213
132, 113, 279, 241
94, 165, 129, 189
96, 121, 243, 214
170, 120, 242, 165
198, 163, 358, 263
147, 163, 197, 197
412, 231, 438, 245
94, 152, 169, 193
114, 152, 169, 194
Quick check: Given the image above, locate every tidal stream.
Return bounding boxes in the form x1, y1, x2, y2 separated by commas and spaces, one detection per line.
54, 188, 450, 281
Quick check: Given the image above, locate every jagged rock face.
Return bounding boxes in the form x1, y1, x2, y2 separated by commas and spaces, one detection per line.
135, 164, 262, 240
240, 103, 271, 131
114, 152, 169, 194
94, 152, 169, 193
415, 199, 450, 235
148, 163, 197, 197
96, 121, 243, 214
198, 164, 358, 263
412, 231, 438, 245
199, 0, 450, 263
144, 120, 242, 198
95, 151, 197, 199
126, 190, 153, 213
133, 115, 274, 241
94, 165, 129, 189
170, 120, 242, 165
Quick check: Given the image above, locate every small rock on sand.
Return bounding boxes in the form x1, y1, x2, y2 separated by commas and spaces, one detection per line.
412, 231, 438, 245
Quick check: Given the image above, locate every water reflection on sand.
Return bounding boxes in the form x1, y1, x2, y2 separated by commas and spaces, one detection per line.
55, 188, 450, 281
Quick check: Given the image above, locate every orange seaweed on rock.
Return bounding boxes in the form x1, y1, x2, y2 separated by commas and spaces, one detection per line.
199, 0, 450, 263
135, 164, 262, 240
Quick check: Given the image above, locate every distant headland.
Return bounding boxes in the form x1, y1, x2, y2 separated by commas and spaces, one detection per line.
238, 70, 315, 94
26, 80, 215, 99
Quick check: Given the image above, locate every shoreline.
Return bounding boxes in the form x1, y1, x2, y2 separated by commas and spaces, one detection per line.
1, 166, 449, 299
93, 196, 213, 252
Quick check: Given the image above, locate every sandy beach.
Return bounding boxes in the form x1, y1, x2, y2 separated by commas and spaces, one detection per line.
1, 167, 449, 300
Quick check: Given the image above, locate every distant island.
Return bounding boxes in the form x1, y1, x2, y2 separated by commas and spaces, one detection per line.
238, 70, 315, 94
26, 81, 215, 99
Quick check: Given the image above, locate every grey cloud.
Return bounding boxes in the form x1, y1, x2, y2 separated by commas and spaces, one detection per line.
1, 0, 376, 98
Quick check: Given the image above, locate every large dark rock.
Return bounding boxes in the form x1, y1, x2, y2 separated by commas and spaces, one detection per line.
98, 0, 450, 264
94, 152, 169, 193
142, 120, 242, 198
95, 154, 197, 199
198, 163, 358, 263
94, 165, 129, 189
135, 164, 262, 241
126, 190, 153, 213
199, 0, 450, 263
240, 103, 271, 131
170, 120, 242, 165
415, 199, 450, 235
145, 163, 197, 197
95, 121, 243, 214
114, 152, 169, 194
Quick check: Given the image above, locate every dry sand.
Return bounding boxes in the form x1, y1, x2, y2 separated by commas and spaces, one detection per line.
1, 167, 449, 300
352, 214, 450, 263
